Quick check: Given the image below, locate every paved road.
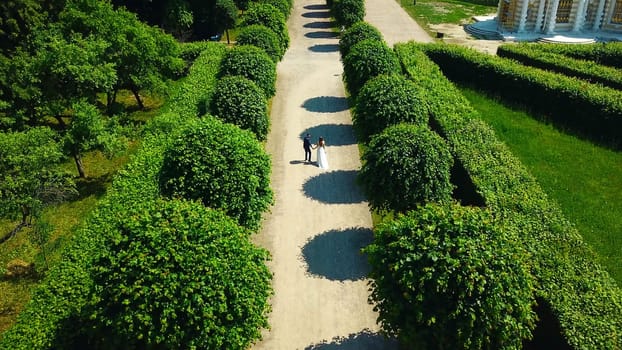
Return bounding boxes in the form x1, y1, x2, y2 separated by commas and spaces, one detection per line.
252, 0, 431, 349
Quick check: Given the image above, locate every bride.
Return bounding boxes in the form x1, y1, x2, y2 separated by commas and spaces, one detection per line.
314, 137, 329, 169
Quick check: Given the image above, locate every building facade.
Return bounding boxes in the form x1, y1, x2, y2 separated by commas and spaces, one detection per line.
497, 0, 622, 33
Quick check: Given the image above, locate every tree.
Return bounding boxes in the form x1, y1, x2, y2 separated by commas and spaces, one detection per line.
162, 0, 194, 41
211, 76, 270, 140
339, 21, 383, 58
236, 24, 284, 62
159, 116, 273, 230
0, 127, 76, 239
364, 203, 537, 349
62, 100, 126, 178
88, 198, 272, 349
214, 0, 238, 44
358, 124, 453, 212
353, 74, 429, 142
218, 45, 277, 97
342, 39, 400, 96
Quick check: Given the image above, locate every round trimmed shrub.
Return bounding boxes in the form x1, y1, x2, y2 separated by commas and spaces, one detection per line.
342, 39, 400, 96
358, 123, 453, 212
218, 45, 277, 97
333, 0, 365, 27
339, 21, 384, 58
242, 3, 290, 52
364, 203, 537, 349
258, 0, 291, 18
211, 75, 269, 140
354, 74, 429, 142
159, 116, 273, 230
88, 199, 272, 350
236, 24, 284, 62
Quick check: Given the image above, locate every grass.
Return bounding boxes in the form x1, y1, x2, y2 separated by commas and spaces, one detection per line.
460, 86, 622, 284
398, 0, 496, 30
0, 91, 163, 334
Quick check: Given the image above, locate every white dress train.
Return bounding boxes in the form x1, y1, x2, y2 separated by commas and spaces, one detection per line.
317, 146, 329, 169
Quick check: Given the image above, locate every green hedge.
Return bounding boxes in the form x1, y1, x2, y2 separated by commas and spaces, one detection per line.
395, 42, 622, 349
518, 42, 622, 69
497, 43, 622, 90
242, 3, 290, 52
332, 0, 365, 27
339, 21, 385, 63
342, 39, 401, 96
421, 43, 622, 148
0, 43, 240, 349
236, 24, 284, 62
218, 44, 277, 98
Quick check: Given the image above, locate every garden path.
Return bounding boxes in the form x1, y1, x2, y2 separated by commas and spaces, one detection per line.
252, 0, 431, 348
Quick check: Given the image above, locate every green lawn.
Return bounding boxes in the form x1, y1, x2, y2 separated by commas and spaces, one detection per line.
398, 0, 496, 29
461, 87, 622, 284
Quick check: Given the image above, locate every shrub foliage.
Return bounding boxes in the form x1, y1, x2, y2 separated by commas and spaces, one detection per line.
333, 0, 365, 27
339, 21, 384, 58
354, 73, 429, 142
342, 39, 400, 96
218, 44, 277, 97
236, 24, 284, 62
358, 124, 453, 212
242, 3, 290, 52
88, 199, 272, 350
211, 75, 270, 140
159, 116, 273, 230
365, 203, 537, 349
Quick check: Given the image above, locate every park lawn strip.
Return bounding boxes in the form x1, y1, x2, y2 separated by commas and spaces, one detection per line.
461, 86, 622, 284
397, 0, 495, 31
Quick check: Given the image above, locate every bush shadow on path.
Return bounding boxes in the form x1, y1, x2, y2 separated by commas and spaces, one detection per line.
301, 227, 372, 281
302, 96, 349, 113
304, 330, 398, 349
309, 44, 340, 52
302, 170, 366, 204
299, 124, 356, 147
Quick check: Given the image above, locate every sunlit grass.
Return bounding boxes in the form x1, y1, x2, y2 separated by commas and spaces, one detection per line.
461, 86, 622, 283
398, 0, 496, 31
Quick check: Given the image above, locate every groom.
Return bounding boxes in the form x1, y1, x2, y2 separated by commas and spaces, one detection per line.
303, 133, 312, 163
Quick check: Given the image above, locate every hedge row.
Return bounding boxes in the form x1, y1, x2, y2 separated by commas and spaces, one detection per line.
497, 43, 622, 90
395, 42, 622, 349
0, 42, 271, 349
331, 0, 365, 27
420, 43, 622, 148
519, 41, 622, 69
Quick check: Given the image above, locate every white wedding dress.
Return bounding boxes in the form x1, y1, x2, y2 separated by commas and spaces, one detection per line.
317, 145, 329, 169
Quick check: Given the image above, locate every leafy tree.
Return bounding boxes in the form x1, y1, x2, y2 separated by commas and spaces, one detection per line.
159, 116, 273, 230
88, 198, 272, 350
236, 24, 284, 62
214, 0, 238, 44
63, 101, 126, 178
354, 74, 429, 142
358, 124, 453, 212
211, 76, 269, 140
342, 39, 400, 96
0, 127, 76, 237
364, 203, 537, 349
162, 0, 194, 41
339, 21, 383, 58
242, 3, 289, 52
218, 45, 277, 97
333, 0, 365, 27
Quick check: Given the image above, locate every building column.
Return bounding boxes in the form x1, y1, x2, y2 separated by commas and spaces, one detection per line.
592, 0, 607, 30
573, 0, 588, 31
518, 0, 531, 31
535, 0, 547, 32
544, 0, 561, 33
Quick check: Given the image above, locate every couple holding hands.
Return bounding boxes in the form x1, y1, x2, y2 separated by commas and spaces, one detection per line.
303, 133, 328, 169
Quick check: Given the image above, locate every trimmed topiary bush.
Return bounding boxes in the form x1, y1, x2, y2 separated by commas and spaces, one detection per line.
358, 124, 453, 212
342, 39, 401, 96
211, 75, 269, 140
333, 0, 365, 27
339, 21, 384, 58
354, 74, 429, 142
159, 116, 273, 230
365, 203, 537, 349
87, 198, 272, 350
218, 44, 277, 97
258, 0, 291, 18
236, 24, 284, 62
242, 3, 290, 52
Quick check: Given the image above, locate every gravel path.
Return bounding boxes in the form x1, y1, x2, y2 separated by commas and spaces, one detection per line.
252, 0, 432, 348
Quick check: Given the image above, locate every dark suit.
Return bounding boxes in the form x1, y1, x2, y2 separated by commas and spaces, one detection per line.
303, 135, 312, 162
